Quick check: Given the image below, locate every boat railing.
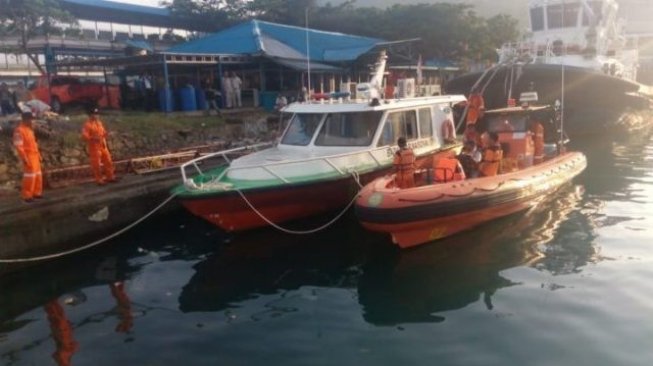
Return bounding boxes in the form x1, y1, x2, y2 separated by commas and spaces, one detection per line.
180, 143, 395, 188
180, 142, 275, 184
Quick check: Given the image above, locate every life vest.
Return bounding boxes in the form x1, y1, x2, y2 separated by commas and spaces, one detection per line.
480, 145, 503, 177
393, 148, 416, 188
434, 157, 465, 182
441, 119, 456, 143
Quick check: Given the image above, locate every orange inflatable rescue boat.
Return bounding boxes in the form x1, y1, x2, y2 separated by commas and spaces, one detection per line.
355, 104, 587, 248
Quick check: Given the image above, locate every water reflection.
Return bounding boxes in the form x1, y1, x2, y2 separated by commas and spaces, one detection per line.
358, 184, 593, 325
178, 219, 375, 313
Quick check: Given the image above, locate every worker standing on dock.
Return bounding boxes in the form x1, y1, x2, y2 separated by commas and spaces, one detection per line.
13, 111, 43, 202
82, 107, 116, 185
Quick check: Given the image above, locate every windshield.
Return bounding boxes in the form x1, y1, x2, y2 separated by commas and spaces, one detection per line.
315, 111, 383, 147
280, 113, 323, 146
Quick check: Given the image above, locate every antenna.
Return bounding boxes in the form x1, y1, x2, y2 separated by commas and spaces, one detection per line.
305, 8, 311, 99
560, 0, 565, 147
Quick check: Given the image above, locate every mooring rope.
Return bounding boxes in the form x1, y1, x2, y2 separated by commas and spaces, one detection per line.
234, 170, 363, 235
0, 193, 179, 264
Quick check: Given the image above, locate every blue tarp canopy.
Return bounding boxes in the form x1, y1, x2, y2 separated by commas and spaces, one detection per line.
167, 20, 384, 63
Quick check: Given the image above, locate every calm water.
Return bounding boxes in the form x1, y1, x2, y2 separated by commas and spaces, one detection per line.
2, 129, 653, 366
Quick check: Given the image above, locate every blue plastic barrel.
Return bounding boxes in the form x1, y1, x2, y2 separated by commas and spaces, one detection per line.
158, 88, 174, 112
259, 91, 278, 111
179, 85, 197, 111
195, 88, 207, 110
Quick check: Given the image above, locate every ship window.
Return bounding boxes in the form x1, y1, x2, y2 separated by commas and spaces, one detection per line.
280, 113, 323, 146
314, 111, 382, 146
378, 110, 418, 147
530, 7, 544, 31
548, 3, 580, 29
418, 108, 433, 138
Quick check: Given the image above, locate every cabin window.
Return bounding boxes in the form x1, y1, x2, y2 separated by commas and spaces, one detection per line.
418, 108, 433, 138
530, 7, 544, 31
548, 3, 579, 29
378, 110, 418, 147
486, 115, 528, 133
314, 111, 382, 146
280, 113, 323, 146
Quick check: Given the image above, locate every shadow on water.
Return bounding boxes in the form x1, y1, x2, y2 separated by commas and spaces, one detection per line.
358, 183, 596, 325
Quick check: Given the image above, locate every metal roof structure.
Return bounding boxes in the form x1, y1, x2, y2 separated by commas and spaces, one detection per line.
59, 0, 183, 29
167, 20, 384, 63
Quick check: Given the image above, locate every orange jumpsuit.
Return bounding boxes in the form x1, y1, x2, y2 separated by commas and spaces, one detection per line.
13, 123, 42, 200
466, 93, 485, 124
44, 300, 78, 366
393, 148, 416, 189
82, 118, 115, 184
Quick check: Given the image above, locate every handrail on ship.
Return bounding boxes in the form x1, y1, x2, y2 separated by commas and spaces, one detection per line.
179, 142, 410, 189
180, 142, 275, 184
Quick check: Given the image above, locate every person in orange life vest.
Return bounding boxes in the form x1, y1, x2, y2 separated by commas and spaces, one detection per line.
441, 118, 456, 144
457, 139, 482, 179
393, 137, 416, 189
44, 299, 79, 366
434, 156, 465, 182
466, 88, 485, 124
531, 120, 545, 164
109, 282, 134, 333
13, 111, 43, 202
479, 132, 503, 177
82, 107, 116, 185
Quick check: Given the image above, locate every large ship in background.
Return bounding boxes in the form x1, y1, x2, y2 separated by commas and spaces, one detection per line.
446, 0, 652, 136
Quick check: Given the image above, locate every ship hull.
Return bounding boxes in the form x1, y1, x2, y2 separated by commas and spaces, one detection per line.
446, 64, 649, 135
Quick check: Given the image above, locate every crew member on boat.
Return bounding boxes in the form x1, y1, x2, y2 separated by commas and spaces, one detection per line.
531, 120, 544, 164
457, 140, 481, 178
479, 132, 502, 177
394, 137, 416, 188
466, 88, 485, 125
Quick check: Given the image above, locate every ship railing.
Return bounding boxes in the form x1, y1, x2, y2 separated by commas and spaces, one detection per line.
180, 143, 395, 187
180, 142, 275, 184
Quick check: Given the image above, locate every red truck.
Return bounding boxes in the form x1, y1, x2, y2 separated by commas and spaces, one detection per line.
30, 75, 119, 112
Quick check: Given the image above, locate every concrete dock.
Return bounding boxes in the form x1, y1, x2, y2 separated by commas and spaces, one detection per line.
0, 168, 185, 270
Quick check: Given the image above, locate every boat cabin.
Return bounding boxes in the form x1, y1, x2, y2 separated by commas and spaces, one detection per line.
276, 96, 464, 158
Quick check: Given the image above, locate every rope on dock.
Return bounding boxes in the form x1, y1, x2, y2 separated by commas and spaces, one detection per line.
0, 193, 179, 264
235, 170, 363, 235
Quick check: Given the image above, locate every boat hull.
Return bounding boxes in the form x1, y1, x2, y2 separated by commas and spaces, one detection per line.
355, 152, 587, 248
446, 64, 649, 136
179, 147, 459, 232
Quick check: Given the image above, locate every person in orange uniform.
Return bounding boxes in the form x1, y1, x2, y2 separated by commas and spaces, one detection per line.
393, 137, 415, 189
82, 107, 116, 185
13, 111, 43, 202
44, 299, 79, 366
479, 132, 503, 177
434, 156, 465, 182
531, 120, 545, 164
466, 88, 485, 125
